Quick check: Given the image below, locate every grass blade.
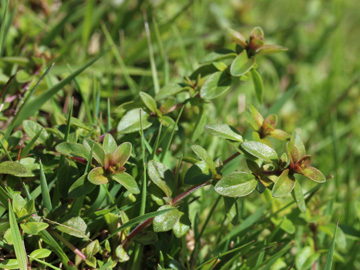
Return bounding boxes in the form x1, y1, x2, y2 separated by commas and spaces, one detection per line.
325, 220, 339, 270
39, 159, 52, 211
13, 49, 109, 128
8, 199, 29, 270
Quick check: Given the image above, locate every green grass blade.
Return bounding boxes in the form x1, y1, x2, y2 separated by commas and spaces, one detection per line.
82, 0, 95, 47
325, 221, 339, 270
39, 159, 52, 211
8, 199, 29, 270
0, 0, 9, 56
101, 22, 137, 95
21, 130, 41, 157
144, 14, 160, 94
139, 109, 147, 216
13, 49, 109, 128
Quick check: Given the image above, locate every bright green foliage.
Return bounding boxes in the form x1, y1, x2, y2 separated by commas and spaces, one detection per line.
0, 1, 353, 269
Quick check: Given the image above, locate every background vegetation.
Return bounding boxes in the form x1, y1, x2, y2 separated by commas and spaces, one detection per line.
0, 0, 359, 269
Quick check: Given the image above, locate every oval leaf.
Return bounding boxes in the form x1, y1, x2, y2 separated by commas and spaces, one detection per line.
191, 145, 216, 174
113, 142, 132, 167
140, 91, 157, 113
287, 133, 306, 164
117, 108, 153, 134
20, 222, 49, 235
83, 139, 105, 166
272, 169, 296, 197
148, 160, 174, 197
56, 142, 89, 160
153, 205, 180, 232
214, 172, 257, 197
200, 71, 232, 100
56, 217, 88, 238
88, 167, 109, 185
23, 120, 49, 144
0, 161, 27, 176
230, 51, 255, 77
184, 161, 212, 185
250, 69, 263, 103
102, 134, 117, 154
300, 166, 326, 183
29, 249, 52, 260
111, 172, 140, 194
241, 141, 278, 162
205, 124, 243, 142
292, 181, 306, 212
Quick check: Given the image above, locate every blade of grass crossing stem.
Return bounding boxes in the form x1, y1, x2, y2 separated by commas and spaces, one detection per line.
152, 14, 169, 85
13, 49, 109, 129
144, 13, 160, 94
67, 64, 93, 124
4, 63, 54, 139
101, 22, 137, 95
39, 159, 52, 211
100, 208, 176, 245
325, 221, 339, 270
139, 109, 147, 216
161, 105, 185, 162
8, 199, 29, 270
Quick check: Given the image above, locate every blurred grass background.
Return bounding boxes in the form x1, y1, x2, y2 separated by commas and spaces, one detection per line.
1, 0, 360, 268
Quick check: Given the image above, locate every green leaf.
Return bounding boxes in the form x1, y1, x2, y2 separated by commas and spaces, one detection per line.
117, 108, 153, 134
13, 50, 108, 128
111, 172, 140, 194
83, 139, 105, 166
102, 134, 117, 154
0, 161, 27, 176
295, 247, 319, 270
159, 97, 177, 115
88, 167, 109, 185
0, 259, 19, 269
184, 161, 212, 185
153, 205, 181, 232
300, 166, 326, 183
113, 142, 132, 167
204, 123, 243, 142
292, 181, 306, 212
272, 170, 296, 197
133, 231, 159, 245
214, 172, 257, 197
23, 120, 49, 144
250, 69, 264, 103
12, 194, 27, 217
21, 222, 49, 235
191, 145, 216, 175
172, 212, 190, 238
200, 71, 232, 99
325, 222, 338, 270
55, 142, 89, 160
241, 141, 278, 163
245, 105, 264, 130
155, 82, 186, 101
191, 107, 207, 142
287, 133, 306, 164
39, 159, 52, 211
115, 245, 130, 262
8, 200, 28, 270
201, 49, 236, 63
230, 51, 255, 77
56, 216, 88, 239
148, 160, 174, 197
140, 91, 157, 113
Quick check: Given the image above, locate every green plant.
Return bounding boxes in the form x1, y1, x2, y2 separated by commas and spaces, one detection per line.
1, 1, 354, 269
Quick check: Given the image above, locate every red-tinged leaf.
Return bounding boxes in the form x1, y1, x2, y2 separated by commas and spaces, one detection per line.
113, 142, 132, 167
250, 26, 264, 41
287, 133, 306, 164
264, 114, 277, 128
270, 129, 290, 140
272, 169, 296, 197
245, 105, 264, 130
228, 28, 248, 49
255, 44, 288, 56
300, 166, 326, 183
88, 167, 109, 185
159, 97, 177, 115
